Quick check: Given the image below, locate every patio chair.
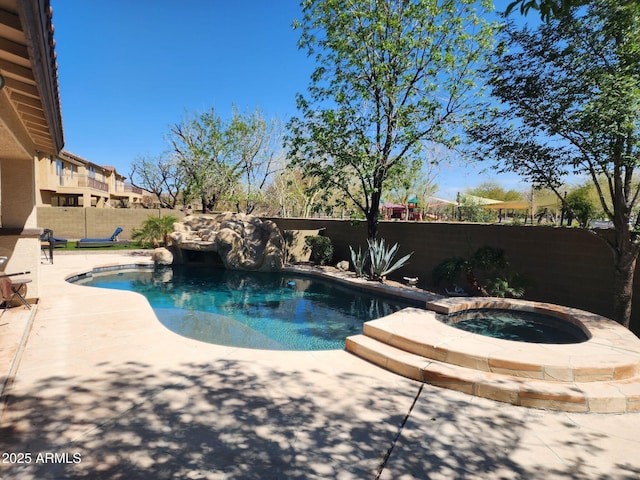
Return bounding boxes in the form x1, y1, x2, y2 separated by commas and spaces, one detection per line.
0, 271, 32, 310
76, 227, 130, 248
52, 235, 68, 248
40, 229, 68, 263
40, 228, 54, 263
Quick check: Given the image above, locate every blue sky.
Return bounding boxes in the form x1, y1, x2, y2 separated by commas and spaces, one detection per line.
52, 0, 528, 201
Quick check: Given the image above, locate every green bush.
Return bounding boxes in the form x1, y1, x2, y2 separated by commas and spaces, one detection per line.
432, 245, 527, 297
305, 235, 334, 266
132, 215, 178, 248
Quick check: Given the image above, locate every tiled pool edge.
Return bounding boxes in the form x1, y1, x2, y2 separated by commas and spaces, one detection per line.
65, 262, 155, 283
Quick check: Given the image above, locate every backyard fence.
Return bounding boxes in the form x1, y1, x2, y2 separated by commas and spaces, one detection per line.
37, 207, 186, 241
36, 207, 639, 335
268, 217, 636, 335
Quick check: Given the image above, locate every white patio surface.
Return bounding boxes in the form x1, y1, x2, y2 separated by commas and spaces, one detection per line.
0, 251, 639, 479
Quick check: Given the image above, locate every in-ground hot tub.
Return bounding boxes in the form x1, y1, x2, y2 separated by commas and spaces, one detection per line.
437, 307, 590, 344
347, 295, 640, 412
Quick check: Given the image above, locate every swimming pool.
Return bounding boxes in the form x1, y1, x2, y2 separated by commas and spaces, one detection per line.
73, 266, 417, 350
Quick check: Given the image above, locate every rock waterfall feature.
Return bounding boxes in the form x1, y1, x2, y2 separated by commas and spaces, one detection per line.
162, 213, 284, 272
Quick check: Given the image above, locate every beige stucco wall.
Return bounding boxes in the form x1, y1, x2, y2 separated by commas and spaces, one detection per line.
0, 155, 42, 299
3, 155, 37, 228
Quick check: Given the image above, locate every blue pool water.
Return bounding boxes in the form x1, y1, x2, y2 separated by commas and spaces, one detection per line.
73, 266, 416, 350
439, 309, 589, 344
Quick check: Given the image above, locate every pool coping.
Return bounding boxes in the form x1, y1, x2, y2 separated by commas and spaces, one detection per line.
280, 265, 640, 412
66, 261, 640, 383
59, 260, 640, 411
284, 265, 640, 382
422, 297, 640, 382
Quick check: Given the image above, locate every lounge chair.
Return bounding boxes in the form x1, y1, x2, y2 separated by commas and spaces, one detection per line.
52, 236, 68, 248
76, 227, 130, 248
0, 271, 32, 309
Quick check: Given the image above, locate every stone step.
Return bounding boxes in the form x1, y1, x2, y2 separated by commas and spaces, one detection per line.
346, 334, 640, 413
361, 309, 640, 382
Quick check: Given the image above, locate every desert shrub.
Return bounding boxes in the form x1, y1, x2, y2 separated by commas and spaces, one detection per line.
433, 245, 527, 297
305, 235, 334, 265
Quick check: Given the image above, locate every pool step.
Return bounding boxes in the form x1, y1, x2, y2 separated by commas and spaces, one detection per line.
360, 310, 640, 383
345, 334, 640, 413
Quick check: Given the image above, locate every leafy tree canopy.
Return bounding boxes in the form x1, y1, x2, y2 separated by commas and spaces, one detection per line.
469, 0, 640, 327
565, 184, 599, 227
466, 181, 523, 202
167, 107, 280, 213
505, 0, 584, 21
287, 0, 498, 239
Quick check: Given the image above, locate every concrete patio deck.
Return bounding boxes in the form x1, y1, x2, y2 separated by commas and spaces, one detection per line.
1, 252, 640, 479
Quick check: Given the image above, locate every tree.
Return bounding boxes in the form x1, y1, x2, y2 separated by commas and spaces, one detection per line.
457, 196, 497, 223
505, 0, 585, 22
168, 108, 241, 213
167, 107, 282, 214
267, 166, 325, 218
129, 154, 185, 209
385, 157, 423, 220
565, 185, 598, 227
287, 0, 497, 240
466, 181, 523, 202
469, 1, 640, 328
226, 108, 283, 214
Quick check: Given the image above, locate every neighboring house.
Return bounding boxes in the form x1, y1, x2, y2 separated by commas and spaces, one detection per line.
36, 150, 144, 208
0, 0, 64, 299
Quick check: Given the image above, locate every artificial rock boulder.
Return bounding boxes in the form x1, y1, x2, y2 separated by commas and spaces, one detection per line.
152, 247, 173, 266
168, 213, 284, 272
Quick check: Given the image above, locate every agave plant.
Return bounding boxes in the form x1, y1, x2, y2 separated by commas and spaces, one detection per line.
349, 245, 368, 277
366, 238, 413, 282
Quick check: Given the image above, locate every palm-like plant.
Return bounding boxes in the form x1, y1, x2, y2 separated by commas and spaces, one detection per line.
132, 215, 178, 248
432, 245, 525, 297
486, 274, 527, 298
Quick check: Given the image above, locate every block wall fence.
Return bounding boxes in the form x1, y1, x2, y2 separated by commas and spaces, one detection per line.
267, 217, 639, 335
37, 207, 186, 240
36, 208, 639, 335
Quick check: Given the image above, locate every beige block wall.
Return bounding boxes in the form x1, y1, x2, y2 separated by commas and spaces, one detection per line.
37, 208, 186, 240
268, 218, 639, 335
